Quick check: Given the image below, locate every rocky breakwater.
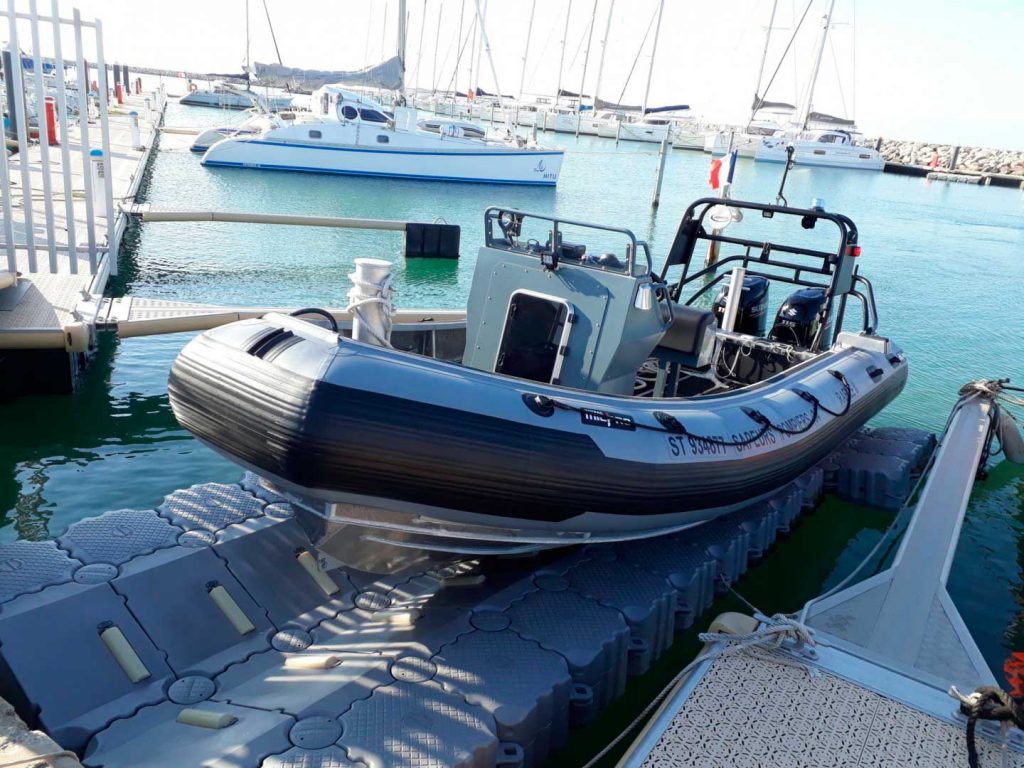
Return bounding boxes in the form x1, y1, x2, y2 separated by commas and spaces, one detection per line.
872, 139, 1024, 176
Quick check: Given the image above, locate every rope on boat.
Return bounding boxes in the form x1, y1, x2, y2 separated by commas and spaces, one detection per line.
579, 607, 818, 768
532, 370, 853, 448
346, 271, 395, 348
949, 685, 1024, 768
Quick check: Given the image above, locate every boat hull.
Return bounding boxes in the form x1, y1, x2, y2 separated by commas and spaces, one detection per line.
168, 315, 908, 554
200, 137, 563, 185
755, 137, 885, 170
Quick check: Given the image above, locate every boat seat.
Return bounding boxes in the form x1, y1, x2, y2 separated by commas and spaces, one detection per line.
656, 304, 717, 370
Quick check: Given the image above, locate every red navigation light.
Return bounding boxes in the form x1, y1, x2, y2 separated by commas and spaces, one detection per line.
846, 245, 861, 257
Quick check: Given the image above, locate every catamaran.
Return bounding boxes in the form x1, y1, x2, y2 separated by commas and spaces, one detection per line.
199, 1, 563, 185
200, 86, 562, 185
752, 0, 882, 171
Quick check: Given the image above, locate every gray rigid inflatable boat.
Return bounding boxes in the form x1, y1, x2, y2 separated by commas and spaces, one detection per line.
169, 198, 907, 566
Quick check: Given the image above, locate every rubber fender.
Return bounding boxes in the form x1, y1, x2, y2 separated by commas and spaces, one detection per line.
706, 611, 759, 636
63, 320, 90, 353
998, 408, 1024, 465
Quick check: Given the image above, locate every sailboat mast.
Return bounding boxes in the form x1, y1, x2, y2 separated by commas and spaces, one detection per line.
473, 0, 504, 110
750, 0, 778, 121
641, 0, 664, 114
397, 0, 408, 90
554, 0, 573, 105
592, 0, 615, 106
472, 0, 488, 93
413, 0, 426, 92
518, 0, 537, 101
576, 0, 598, 108
431, 1, 443, 92
244, 0, 250, 81
800, 0, 835, 130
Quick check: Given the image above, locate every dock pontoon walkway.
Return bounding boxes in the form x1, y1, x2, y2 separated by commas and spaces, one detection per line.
619, 387, 1021, 767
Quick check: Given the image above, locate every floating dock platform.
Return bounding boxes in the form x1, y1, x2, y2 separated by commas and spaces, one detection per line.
620, 391, 1019, 768
0, 427, 935, 767
0, 68, 165, 395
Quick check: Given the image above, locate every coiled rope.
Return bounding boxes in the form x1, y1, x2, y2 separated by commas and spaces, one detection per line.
950, 685, 1024, 768
346, 270, 395, 348
580, 607, 818, 768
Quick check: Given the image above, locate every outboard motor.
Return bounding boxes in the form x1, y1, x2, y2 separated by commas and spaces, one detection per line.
713, 275, 769, 336
769, 287, 830, 348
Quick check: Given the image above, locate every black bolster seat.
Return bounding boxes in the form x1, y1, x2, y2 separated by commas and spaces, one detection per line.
657, 304, 717, 369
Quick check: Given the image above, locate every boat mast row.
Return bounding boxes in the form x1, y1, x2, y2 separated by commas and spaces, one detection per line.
641, 0, 665, 115
799, 0, 836, 130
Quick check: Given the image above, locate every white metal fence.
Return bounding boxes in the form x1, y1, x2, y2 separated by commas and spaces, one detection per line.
2, 0, 114, 277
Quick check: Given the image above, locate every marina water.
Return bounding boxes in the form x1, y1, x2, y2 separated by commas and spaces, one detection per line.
2, 102, 1022, 693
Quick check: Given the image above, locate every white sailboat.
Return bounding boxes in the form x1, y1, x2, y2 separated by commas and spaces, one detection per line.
201, 1, 564, 185
754, 0, 883, 171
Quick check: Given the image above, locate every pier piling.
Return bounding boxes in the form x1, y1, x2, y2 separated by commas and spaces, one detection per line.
651, 137, 669, 208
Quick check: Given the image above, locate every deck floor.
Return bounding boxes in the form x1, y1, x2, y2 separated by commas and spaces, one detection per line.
636, 649, 1022, 767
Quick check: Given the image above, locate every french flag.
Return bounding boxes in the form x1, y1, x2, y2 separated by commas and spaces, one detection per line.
709, 150, 737, 190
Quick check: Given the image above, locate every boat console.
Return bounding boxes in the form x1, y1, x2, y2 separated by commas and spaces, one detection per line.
462, 198, 880, 398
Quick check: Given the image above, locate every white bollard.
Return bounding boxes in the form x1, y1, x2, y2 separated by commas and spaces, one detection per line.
89, 149, 107, 218
348, 258, 394, 346
129, 110, 143, 150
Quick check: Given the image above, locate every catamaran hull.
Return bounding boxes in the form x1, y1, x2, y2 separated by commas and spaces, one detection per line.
168, 315, 908, 560
201, 138, 564, 185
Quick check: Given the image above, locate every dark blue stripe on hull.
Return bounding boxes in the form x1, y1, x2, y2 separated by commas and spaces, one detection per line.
201, 159, 559, 186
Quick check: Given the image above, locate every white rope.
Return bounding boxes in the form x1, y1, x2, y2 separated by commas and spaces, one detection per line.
346, 271, 395, 348
580, 613, 816, 768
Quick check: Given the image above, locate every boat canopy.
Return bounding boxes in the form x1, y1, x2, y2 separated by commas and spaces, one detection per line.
644, 104, 690, 115
807, 111, 857, 128
253, 57, 403, 92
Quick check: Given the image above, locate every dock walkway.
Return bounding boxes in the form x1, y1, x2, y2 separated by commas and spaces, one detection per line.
0, 92, 163, 350
620, 390, 1018, 768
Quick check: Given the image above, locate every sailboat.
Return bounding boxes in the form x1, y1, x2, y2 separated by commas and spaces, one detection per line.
753, 0, 883, 171
201, 0, 564, 185
179, 2, 293, 112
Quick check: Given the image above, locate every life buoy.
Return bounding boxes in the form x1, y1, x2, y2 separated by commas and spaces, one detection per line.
188, 83, 198, 93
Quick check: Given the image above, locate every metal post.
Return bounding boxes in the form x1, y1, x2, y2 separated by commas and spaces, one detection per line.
950, 145, 960, 171
29, 0, 58, 272
615, 119, 621, 145
0, 81, 14, 275
7, 4, 37, 272
73, 9, 97, 273
51, 0, 78, 273
651, 137, 669, 208
95, 19, 117, 277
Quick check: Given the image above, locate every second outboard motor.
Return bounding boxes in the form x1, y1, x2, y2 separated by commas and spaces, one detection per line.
769, 287, 830, 348
713, 275, 769, 336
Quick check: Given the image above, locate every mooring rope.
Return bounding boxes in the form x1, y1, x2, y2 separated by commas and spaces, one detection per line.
950, 685, 1024, 768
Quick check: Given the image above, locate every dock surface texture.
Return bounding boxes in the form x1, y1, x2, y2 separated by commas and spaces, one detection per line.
0, 91, 162, 350
621, 393, 1015, 768
0, 427, 933, 768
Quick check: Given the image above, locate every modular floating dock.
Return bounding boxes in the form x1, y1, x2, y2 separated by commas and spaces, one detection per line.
0, 426, 935, 767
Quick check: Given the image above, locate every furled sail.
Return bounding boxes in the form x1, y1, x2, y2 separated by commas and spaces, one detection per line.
253, 57, 403, 93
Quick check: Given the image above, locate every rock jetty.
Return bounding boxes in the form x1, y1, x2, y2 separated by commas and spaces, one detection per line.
870, 139, 1024, 177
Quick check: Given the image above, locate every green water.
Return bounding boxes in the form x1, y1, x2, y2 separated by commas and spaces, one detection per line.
1, 102, 1022, 762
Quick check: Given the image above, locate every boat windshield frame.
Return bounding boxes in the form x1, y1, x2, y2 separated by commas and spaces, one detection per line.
483, 207, 652, 276
661, 197, 878, 349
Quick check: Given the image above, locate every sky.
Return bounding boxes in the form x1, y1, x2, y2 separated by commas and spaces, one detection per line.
49, 0, 1024, 150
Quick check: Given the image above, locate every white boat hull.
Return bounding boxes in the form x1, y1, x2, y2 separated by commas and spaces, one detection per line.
617, 122, 669, 143
201, 137, 563, 185
703, 131, 760, 157
754, 137, 884, 170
